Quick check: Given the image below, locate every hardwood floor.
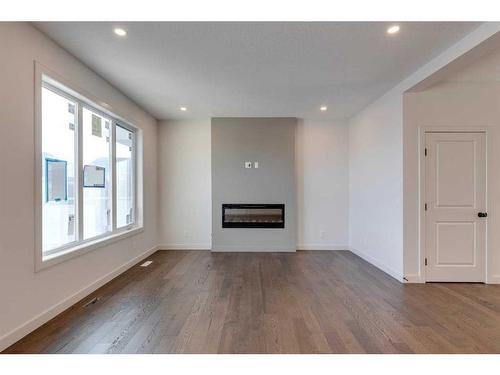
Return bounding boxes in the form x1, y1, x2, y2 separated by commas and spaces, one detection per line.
4, 250, 500, 354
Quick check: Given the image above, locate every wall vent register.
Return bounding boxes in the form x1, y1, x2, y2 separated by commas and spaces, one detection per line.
222, 204, 285, 228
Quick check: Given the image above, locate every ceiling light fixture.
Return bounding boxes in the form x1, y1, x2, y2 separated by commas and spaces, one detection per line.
180, 106, 187, 111
320, 106, 327, 111
113, 27, 127, 37
387, 25, 400, 35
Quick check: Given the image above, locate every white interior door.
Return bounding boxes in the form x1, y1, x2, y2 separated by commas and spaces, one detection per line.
425, 132, 486, 282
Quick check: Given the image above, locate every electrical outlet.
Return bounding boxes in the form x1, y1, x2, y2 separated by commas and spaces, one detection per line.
245, 161, 252, 168
254, 161, 259, 168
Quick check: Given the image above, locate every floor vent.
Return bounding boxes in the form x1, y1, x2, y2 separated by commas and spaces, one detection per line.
83, 297, 100, 308
141, 260, 153, 267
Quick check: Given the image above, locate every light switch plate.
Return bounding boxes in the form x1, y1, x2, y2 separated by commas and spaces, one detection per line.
245, 162, 252, 168
254, 162, 259, 168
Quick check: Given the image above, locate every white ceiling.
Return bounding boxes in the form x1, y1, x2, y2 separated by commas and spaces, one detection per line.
35, 22, 481, 121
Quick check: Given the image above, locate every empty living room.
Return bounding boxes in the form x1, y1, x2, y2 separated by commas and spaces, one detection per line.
2, 0, 500, 372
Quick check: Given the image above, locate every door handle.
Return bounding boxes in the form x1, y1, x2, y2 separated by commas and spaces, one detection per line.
478, 212, 488, 218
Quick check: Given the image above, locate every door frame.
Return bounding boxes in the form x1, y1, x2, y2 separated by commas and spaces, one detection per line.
418, 126, 489, 283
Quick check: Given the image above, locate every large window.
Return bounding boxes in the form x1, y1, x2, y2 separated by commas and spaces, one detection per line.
38, 72, 140, 265
116, 125, 135, 228
41, 87, 77, 252
82, 108, 112, 239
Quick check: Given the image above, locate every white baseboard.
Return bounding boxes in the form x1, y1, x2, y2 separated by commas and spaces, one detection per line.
404, 274, 499, 284
403, 274, 425, 283
158, 243, 211, 250
211, 244, 295, 252
0, 244, 159, 352
296, 244, 349, 251
488, 275, 500, 284
160, 244, 349, 251
349, 247, 403, 283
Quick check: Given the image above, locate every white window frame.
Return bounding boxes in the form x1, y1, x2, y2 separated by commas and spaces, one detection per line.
34, 62, 143, 271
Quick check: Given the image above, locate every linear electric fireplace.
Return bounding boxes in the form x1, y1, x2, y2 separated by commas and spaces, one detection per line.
222, 204, 285, 228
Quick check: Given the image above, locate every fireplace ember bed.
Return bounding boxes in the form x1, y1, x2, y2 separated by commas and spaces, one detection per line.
222, 204, 285, 228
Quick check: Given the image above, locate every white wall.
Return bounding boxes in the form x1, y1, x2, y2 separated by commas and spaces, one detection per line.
296, 119, 349, 250
2, 23, 498, 352
157, 119, 212, 249
345, 24, 500, 283
0, 22, 159, 350
152, 26, 498, 278
348, 93, 404, 280
157, 118, 349, 251
403, 47, 500, 283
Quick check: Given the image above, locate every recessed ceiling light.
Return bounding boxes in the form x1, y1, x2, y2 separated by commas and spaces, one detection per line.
320, 106, 327, 111
113, 27, 127, 37
387, 25, 400, 35
180, 107, 187, 111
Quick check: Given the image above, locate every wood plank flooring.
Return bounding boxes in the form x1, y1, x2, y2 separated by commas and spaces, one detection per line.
4, 250, 500, 354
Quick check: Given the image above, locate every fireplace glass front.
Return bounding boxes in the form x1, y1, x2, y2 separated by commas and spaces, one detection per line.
222, 204, 285, 228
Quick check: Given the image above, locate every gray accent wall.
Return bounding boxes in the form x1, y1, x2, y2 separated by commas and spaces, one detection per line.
211, 118, 297, 251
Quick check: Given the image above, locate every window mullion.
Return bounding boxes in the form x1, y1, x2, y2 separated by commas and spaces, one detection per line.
77, 103, 84, 241
111, 121, 117, 232
132, 130, 137, 226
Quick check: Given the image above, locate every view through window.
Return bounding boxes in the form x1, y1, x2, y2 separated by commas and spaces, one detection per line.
82, 108, 112, 239
41, 87, 77, 252
116, 124, 134, 228
40, 78, 138, 259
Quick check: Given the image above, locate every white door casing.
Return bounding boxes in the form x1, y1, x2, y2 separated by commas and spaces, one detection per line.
425, 132, 487, 282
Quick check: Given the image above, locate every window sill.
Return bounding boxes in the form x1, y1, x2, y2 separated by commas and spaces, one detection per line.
36, 226, 144, 272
